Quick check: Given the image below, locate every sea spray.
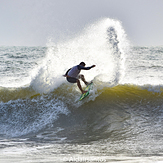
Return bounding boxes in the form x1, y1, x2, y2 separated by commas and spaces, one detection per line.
31, 18, 129, 94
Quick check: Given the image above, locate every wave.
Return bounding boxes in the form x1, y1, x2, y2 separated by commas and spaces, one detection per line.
1, 18, 163, 139
0, 86, 38, 103
1, 83, 163, 103
0, 83, 162, 139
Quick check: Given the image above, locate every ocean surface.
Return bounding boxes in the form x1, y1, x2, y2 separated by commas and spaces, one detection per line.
0, 18, 163, 163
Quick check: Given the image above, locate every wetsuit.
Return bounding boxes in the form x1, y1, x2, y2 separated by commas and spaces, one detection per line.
65, 65, 93, 83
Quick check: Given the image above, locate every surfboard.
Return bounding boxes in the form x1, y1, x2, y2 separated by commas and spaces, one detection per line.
79, 82, 93, 101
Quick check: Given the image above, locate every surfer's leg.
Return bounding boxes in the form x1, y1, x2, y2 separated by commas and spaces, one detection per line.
77, 79, 87, 94
78, 75, 88, 85
67, 77, 87, 94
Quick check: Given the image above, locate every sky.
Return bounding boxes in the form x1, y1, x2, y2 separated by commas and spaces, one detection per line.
0, 0, 163, 46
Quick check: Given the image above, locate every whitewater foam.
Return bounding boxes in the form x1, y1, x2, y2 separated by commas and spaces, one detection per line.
0, 95, 69, 137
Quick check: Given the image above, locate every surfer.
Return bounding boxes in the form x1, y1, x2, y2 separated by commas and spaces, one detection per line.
63, 62, 96, 94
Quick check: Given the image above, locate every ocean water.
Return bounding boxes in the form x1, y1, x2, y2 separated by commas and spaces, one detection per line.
0, 18, 163, 163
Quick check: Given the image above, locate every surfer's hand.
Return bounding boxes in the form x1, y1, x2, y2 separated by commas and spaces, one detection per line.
91, 65, 96, 68
63, 75, 67, 77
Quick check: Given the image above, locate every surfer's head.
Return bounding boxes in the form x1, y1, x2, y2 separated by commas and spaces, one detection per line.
79, 62, 86, 66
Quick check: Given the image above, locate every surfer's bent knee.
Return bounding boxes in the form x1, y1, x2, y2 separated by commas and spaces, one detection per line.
78, 74, 84, 79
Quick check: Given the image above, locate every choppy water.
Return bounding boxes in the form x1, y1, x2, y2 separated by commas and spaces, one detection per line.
0, 18, 163, 163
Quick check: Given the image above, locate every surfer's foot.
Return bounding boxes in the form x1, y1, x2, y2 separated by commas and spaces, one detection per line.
85, 81, 93, 86
82, 90, 87, 94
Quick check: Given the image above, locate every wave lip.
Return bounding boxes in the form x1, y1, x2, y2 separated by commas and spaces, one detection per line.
1, 82, 163, 102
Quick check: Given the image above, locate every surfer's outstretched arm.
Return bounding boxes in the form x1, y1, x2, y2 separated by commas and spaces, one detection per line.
78, 65, 96, 70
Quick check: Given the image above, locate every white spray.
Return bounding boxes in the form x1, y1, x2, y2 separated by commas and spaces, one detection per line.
31, 18, 129, 94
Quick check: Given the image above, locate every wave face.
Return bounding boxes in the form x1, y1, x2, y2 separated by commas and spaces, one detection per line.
0, 18, 163, 161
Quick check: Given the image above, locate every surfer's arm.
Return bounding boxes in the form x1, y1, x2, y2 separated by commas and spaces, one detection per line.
78, 65, 96, 70
63, 68, 71, 77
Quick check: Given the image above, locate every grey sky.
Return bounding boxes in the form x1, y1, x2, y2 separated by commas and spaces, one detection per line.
0, 0, 163, 46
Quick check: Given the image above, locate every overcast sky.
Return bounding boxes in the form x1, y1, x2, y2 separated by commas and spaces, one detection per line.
0, 0, 163, 46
